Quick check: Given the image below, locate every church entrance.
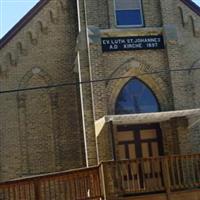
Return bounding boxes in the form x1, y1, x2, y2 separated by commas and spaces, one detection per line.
115, 123, 164, 191
115, 78, 163, 159
116, 123, 163, 160
114, 78, 164, 190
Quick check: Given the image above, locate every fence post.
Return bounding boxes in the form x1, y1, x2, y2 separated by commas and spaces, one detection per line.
33, 180, 41, 200
162, 156, 171, 200
100, 163, 107, 199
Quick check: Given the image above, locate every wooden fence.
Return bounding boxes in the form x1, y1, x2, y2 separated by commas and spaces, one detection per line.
0, 154, 199, 199
0, 166, 102, 200
102, 154, 200, 198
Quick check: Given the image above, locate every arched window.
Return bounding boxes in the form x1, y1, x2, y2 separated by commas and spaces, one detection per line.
115, 78, 160, 114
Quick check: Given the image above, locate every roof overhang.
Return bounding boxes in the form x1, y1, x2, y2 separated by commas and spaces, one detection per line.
95, 109, 200, 137
180, 0, 200, 17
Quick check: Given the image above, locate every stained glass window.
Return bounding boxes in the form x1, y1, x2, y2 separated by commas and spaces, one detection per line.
115, 79, 159, 114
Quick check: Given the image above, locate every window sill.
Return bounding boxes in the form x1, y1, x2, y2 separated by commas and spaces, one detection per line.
116, 24, 144, 28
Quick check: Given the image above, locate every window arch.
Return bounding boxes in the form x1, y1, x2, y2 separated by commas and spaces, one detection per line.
115, 78, 160, 114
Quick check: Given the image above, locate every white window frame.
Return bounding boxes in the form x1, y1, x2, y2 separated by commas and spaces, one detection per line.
114, 0, 144, 28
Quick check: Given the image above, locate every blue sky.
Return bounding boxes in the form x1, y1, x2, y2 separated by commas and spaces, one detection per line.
0, 0, 39, 38
194, 0, 200, 5
0, 0, 200, 38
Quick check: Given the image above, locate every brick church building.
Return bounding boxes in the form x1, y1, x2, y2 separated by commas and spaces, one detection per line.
0, 0, 200, 198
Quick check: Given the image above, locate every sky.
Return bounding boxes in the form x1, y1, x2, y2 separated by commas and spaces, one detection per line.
0, 0, 39, 38
0, 0, 200, 39
194, 0, 200, 5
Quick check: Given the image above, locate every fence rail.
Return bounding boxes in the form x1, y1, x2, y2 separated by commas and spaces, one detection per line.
0, 154, 199, 199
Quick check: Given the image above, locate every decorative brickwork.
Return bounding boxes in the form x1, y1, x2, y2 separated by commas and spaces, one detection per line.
0, 0, 84, 181
0, 0, 200, 181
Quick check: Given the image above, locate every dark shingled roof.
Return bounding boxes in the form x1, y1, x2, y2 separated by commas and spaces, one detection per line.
181, 0, 200, 16
0, 0, 200, 49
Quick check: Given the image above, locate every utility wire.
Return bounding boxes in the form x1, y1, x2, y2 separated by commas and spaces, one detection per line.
0, 66, 200, 94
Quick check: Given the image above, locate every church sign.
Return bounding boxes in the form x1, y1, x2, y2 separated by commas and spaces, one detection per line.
101, 35, 165, 52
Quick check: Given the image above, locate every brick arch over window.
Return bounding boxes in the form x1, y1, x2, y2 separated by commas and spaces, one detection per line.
19, 67, 53, 89
17, 67, 60, 175
107, 60, 170, 114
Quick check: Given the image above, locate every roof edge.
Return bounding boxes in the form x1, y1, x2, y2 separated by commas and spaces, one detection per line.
180, 0, 200, 16
0, 0, 50, 49
0, 0, 199, 50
